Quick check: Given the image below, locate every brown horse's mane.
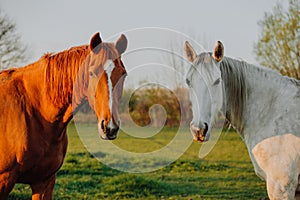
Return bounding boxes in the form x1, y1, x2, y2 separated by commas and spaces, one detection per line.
42, 43, 118, 107
43, 45, 90, 106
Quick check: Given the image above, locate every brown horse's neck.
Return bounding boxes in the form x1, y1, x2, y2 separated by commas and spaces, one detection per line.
26, 45, 91, 126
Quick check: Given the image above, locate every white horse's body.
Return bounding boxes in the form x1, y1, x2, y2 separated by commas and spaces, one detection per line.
184, 41, 300, 200
243, 64, 300, 148
240, 62, 300, 199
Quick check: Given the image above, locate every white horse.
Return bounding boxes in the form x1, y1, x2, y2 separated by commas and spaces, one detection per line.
184, 41, 300, 200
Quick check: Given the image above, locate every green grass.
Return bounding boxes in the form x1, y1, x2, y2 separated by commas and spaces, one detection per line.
9, 124, 268, 199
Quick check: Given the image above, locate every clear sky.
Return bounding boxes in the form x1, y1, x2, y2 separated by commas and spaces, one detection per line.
1, 0, 283, 62
0, 0, 285, 87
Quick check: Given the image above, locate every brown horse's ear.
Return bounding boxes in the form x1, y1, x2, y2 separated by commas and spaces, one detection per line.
116, 34, 128, 55
184, 41, 197, 63
212, 41, 224, 62
90, 32, 102, 53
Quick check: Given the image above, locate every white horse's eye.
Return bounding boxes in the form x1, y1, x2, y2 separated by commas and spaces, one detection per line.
213, 78, 221, 86
186, 79, 191, 87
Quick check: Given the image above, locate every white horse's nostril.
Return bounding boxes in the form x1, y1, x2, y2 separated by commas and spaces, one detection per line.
203, 122, 208, 135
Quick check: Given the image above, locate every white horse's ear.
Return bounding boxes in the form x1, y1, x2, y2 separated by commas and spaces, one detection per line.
185, 41, 197, 63
212, 41, 224, 62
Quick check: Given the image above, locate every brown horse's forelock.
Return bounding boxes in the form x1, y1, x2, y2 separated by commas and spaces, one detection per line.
43, 43, 119, 107
220, 57, 247, 135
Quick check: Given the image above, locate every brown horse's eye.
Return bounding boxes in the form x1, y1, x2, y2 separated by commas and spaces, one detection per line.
89, 71, 94, 77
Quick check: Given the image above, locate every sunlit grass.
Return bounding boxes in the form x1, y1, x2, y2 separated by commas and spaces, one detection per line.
9, 123, 267, 199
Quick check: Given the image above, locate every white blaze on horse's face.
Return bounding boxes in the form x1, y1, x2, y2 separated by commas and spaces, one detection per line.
104, 60, 114, 126
185, 41, 224, 142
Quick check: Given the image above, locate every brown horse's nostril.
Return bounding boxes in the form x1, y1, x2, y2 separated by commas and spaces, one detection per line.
101, 120, 105, 130
113, 126, 119, 134
101, 120, 111, 134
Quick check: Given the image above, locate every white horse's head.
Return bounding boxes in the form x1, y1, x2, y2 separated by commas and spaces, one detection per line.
184, 41, 224, 142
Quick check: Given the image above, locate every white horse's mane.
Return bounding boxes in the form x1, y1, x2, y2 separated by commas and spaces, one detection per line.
219, 56, 300, 134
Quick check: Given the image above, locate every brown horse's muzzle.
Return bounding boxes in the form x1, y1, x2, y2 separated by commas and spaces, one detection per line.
98, 120, 119, 140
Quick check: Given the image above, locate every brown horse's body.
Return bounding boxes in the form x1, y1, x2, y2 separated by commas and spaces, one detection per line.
0, 62, 70, 199
0, 33, 127, 199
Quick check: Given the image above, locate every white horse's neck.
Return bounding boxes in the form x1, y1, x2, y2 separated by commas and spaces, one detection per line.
220, 57, 300, 148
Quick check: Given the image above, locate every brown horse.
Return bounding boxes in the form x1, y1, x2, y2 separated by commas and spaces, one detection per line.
0, 32, 128, 199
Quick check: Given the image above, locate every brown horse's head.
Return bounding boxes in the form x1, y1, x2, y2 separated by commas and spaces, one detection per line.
87, 32, 127, 140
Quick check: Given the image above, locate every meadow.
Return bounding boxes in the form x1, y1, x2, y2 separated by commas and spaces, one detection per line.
9, 123, 268, 200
